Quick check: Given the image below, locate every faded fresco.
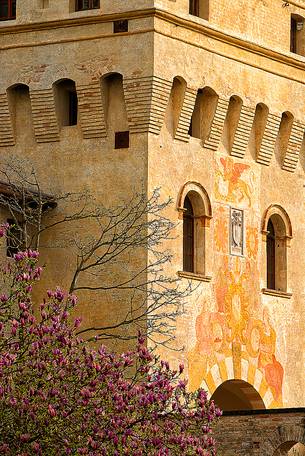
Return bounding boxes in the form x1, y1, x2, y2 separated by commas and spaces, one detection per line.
215, 157, 255, 208
188, 156, 284, 408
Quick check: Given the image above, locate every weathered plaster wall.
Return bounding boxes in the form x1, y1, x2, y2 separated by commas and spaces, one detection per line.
0, 19, 155, 352
157, 0, 305, 54
147, 19, 305, 410
0, 0, 303, 424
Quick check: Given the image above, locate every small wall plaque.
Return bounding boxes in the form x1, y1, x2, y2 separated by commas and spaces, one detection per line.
230, 208, 244, 256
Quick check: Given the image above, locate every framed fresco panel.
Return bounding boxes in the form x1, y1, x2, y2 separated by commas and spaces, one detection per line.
230, 207, 244, 256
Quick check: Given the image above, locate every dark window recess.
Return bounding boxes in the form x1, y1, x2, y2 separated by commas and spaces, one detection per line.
189, 0, 199, 16
115, 131, 130, 149
183, 196, 194, 273
76, 0, 99, 11
7, 219, 23, 258
113, 20, 128, 33
0, 0, 16, 21
267, 219, 276, 290
291, 17, 297, 53
188, 118, 193, 136
69, 91, 78, 126
54, 79, 78, 127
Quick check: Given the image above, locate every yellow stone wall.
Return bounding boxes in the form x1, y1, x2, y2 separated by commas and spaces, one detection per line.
0, 0, 304, 408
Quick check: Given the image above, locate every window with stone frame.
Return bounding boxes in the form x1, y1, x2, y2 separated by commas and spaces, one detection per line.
181, 186, 211, 276
266, 219, 276, 290
189, 0, 209, 20
290, 14, 305, 56
0, 0, 16, 21
183, 196, 195, 273
75, 0, 99, 11
266, 213, 289, 292
178, 183, 212, 279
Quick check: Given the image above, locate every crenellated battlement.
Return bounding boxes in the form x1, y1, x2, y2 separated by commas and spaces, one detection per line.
1, 74, 304, 174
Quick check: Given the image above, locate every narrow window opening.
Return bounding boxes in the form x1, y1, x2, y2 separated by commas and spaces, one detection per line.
53, 79, 78, 127
75, 0, 100, 11
40, 0, 49, 8
189, 0, 209, 20
113, 20, 128, 33
189, 87, 218, 141
201, 87, 218, 144
189, 89, 203, 139
101, 73, 129, 138
69, 91, 78, 126
183, 196, 194, 273
115, 131, 129, 149
0, 0, 16, 20
275, 111, 294, 166
291, 16, 297, 53
290, 14, 305, 55
188, 118, 193, 137
223, 95, 243, 153
250, 103, 269, 161
7, 84, 34, 142
265, 213, 288, 292
164, 77, 186, 137
267, 220, 275, 290
189, 0, 199, 16
179, 184, 211, 277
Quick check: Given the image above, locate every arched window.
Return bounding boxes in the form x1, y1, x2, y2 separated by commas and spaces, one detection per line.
223, 95, 243, 153
164, 76, 186, 137
267, 219, 276, 290
178, 182, 212, 277
183, 196, 194, 273
53, 79, 78, 127
101, 73, 129, 148
251, 103, 269, 161
7, 83, 34, 141
188, 89, 202, 139
189, 87, 218, 140
263, 205, 292, 293
276, 111, 294, 166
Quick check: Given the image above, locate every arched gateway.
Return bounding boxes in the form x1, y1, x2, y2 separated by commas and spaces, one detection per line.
211, 379, 265, 411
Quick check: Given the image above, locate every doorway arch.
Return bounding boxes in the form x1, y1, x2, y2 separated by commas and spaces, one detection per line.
274, 442, 305, 455
211, 379, 266, 411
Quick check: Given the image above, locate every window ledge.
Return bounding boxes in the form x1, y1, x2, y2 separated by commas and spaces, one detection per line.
177, 271, 212, 282
261, 288, 292, 299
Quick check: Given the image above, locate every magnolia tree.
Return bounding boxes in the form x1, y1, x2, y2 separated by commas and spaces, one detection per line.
0, 225, 221, 455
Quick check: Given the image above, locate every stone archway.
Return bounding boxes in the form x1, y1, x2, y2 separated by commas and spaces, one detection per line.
210, 379, 265, 411
274, 442, 305, 455
263, 424, 305, 456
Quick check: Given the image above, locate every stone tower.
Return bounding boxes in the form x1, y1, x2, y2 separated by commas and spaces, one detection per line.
0, 1, 304, 454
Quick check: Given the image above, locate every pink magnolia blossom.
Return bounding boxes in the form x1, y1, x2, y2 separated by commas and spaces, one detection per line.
0, 242, 221, 455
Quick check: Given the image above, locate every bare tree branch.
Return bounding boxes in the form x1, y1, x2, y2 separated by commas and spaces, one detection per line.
0, 157, 195, 349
